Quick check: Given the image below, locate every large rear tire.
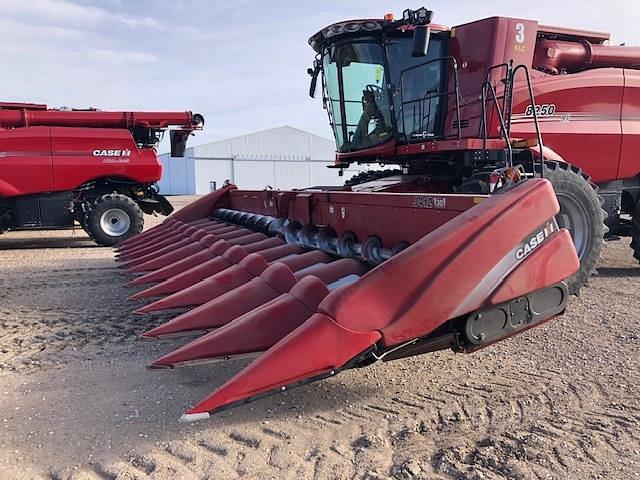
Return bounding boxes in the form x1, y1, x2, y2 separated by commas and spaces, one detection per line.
85, 194, 144, 246
542, 161, 606, 295
344, 169, 402, 187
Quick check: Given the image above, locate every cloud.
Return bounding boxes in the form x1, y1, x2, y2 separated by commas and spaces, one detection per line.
0, 17, 157, 67
2, 0, 165, 31
2, 0, 639, 157
85, 48, 158, 64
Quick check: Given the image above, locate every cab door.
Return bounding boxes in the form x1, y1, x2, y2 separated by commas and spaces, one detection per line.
0, 126, 53, 196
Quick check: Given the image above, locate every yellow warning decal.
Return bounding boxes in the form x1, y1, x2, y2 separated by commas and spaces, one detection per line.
375, 66, 383, 83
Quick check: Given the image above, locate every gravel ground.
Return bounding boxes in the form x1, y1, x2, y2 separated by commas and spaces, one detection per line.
0, 196, 638, 480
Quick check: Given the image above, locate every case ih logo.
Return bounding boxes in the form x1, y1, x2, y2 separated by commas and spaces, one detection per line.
515, 220, 557, 260
92, 149, 132, 157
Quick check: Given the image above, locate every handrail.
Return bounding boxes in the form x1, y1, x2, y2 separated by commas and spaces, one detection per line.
481, 80, 513, 167
510, 65, 545, 177
478, 63, 510, 138
479, 62, 545, 178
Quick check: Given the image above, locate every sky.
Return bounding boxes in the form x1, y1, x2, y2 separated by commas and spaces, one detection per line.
2, 0, 640, 152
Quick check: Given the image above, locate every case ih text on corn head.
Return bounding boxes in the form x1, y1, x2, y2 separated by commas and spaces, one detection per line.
307, 7, 640, 293
0, 102, 203, 245
113, 7, 630, 421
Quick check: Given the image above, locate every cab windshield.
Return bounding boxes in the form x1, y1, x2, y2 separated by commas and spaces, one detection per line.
321, 35, 446, 153
322, 42, 392, 152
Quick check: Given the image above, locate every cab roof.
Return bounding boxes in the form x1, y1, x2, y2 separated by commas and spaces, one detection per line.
308, 17, 448, 52
309, 15, 612, 53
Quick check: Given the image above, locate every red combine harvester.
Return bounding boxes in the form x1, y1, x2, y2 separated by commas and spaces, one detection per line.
0, 102, 203, 245
117, 7, 637, 420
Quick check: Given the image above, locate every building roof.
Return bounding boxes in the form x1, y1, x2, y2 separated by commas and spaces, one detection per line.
190, 125, 336, 161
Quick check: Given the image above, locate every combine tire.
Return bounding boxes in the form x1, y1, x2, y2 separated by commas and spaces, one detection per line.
542, 161, 606, 295
345, 169, 402, 187
85, 194, 144, 246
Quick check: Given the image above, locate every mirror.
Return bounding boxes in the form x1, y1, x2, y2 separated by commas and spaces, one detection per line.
412, 25, 430, 57
170, 129, 189, 157
308, 64, 320, 98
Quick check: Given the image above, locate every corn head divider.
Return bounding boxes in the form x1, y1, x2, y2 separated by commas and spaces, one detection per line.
116, 179, 579, 421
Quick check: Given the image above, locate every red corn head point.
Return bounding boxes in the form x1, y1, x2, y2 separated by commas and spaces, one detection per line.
118, 222, 239, 265
149, 275, 329, 368
122, 227, 255, 274
128, 239, 293, 297
116, 220, 200, 256
122, 179, 580, 420
116, 217, 208, 248
126, 233, 281, 287
114, 217, 180, 250
141, 257, 366, 338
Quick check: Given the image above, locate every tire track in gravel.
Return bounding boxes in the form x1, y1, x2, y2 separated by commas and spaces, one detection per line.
0, 260, 159, 372
2, 221, 640, 479
86, 367, 611, 479
33, 352, 640, 479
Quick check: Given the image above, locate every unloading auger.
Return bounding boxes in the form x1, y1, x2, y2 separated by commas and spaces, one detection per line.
117, 177, 578, 421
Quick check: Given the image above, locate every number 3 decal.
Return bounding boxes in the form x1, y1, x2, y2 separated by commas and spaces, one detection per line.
515, 23, 525, 44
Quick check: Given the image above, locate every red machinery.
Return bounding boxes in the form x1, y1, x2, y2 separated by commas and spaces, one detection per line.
0, 102, 203, 245
302, 9, 640, 293
116, 7, 637, 419
120, 178, 577, 421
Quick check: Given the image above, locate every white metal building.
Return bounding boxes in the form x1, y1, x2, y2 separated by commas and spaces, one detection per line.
157, 126, 359, 195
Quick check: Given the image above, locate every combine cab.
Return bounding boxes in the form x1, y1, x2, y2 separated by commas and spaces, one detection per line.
116, 7, 627, 420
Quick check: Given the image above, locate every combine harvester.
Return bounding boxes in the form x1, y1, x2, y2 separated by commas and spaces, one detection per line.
117, 7, 640, 420
0, 102, 203, 245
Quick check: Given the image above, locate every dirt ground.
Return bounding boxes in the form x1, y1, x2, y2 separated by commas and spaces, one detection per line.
0, 196, 638, 480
